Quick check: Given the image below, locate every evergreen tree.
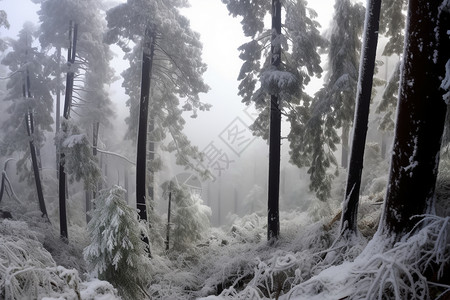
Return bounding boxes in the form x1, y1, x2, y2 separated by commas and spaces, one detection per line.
223, 0, 324, 238
289, 0, 365, 201
105, 0, 210, 224
167, 183, 211, 251
33, 0, 115, 238
375, 0, 406, 133
339, 0, 382, 237
0, 1, 8, 53
84, 185, 150, 299
379, 0, 449, 240
0, 23, 53, 215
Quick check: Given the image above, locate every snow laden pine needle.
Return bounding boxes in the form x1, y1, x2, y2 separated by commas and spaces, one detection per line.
84, 185, 151, 299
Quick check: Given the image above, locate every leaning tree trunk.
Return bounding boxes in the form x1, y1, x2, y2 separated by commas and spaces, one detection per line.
59, 21, 78, 240
267, 0, 282, 242
339, 0, 381, 238
379, 0, 449, 240
24, 67, 49, 221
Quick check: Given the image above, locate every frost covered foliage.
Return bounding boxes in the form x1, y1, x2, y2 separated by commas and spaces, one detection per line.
288, 0, 365, 201
105, 0, 210, 174
281, 215, 450, 300
191, 211, 340, 299
0, 23, 54, 180
0, 219, 119, 299
169, 184, 211, 251
84, 185, 150, 299
197, 214, 449, 300
59, 119, 101, 190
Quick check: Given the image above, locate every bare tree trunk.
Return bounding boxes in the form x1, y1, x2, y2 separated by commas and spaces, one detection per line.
59, 21, 78, 240
267, 0, 281, 242
379, 0, 449, 240
23, 67, 49, 222
165, 182, 172, 251
340, 0, 381, 237
136, 30, 155, 223
55, 46, 62, 177
136, 30, 156, 255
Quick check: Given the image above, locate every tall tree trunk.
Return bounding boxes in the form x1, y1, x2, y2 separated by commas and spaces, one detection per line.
379, 0, 449, 240
55, 46, 62, 179
59, 21, 78, 240
267, 0, 282, 241
23, 67, 49, 221
136, 31, 155, 223
165, 182, 172, 251
340, 0, 381, 237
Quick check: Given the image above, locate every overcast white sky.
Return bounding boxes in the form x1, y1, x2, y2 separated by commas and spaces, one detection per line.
0, 0, 335, 170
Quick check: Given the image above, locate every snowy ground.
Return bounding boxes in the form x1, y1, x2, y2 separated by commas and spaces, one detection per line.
0, 164, 449, 299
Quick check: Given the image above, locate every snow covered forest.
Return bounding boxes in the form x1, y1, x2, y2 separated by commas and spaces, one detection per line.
0, 0, 449, 298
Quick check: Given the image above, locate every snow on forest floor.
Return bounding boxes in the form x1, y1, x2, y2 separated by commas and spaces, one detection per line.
0, 175, 449, 299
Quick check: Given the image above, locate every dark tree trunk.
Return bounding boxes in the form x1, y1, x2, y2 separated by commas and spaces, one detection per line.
379, 0, 449, 240
55, 46, 62, 179
59, 21, 78, 240
136, 31, 155, 223
165, 182, 172, 251
341, 124, 349, 168
340, 0, 381, 237
267, 0, 281, 241
0, 172, 5, 203
23, 67, 49, 222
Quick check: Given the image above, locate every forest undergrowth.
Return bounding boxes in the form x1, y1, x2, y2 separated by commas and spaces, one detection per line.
0, 160, 449, 299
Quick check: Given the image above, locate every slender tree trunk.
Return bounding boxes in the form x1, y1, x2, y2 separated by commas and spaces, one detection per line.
59, 21, 78, 240
55, 46, 62, 178
340, 0, 381, 237
267, 0, 282, 242
165, 182, 172, 251
379, 0, 449, 240
0, 176, 5, 204
136, 30, 155, 223
341, 124, 349, 168
23, 67, 49, 221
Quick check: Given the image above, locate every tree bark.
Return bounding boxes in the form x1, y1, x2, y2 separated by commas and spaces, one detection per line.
379, 0, 449, 240
55, 46, 62, 178
24, 67, 49, 222
59, 21, 78, 240
267, 0, 281, 242
340, 0, 381, 237
165, 182, 172, 251
136, 30, 155, 223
